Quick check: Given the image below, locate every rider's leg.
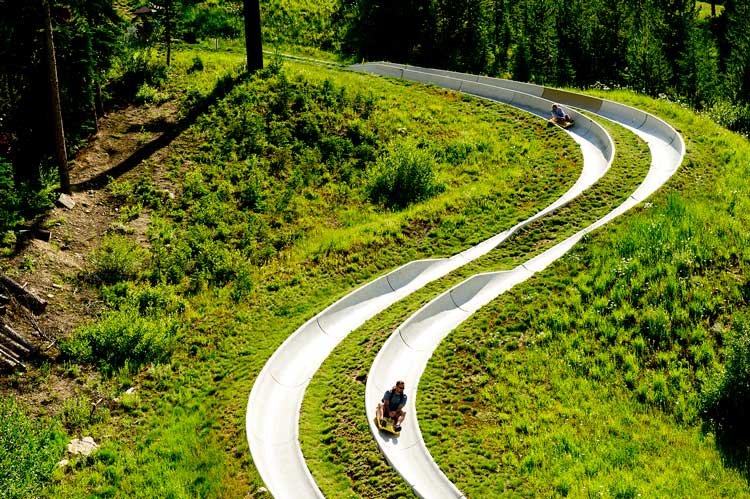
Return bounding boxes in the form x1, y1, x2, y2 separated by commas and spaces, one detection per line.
395, 409, 406, 430
376, 403, 385, 425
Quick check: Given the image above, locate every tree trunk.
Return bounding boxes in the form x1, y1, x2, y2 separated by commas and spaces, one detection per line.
243, 0, 263, 72
165, 0, 172, 66
43, 0, 71, 194
94, 77, 105, 118
711, 1, 716, 17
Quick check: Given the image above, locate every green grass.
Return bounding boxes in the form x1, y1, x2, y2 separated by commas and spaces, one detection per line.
696, 1, 724, 19
1, 398, 65, 499
299, 111, 652, 498
42, 50, 580, 498
18, 45, 750, 499
414, 94, 750, 496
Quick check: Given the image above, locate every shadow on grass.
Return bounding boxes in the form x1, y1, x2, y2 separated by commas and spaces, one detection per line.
71, 71, 247, 193
702, 321, 750, 484
712, 429, 750, 484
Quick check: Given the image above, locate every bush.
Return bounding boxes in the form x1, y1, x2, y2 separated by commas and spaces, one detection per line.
134, 83, 168, 104
110, 49, 168, 102
61, 308, 177, 375
188, 56, 204, 73
366, 142, 445, 209
0, 158, 20, 234
90, 236, 146, 284
703, 100, 750, 136
0, 398, 64, 499
702, 317, 750, 445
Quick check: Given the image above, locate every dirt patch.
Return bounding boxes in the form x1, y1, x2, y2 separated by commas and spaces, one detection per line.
0, 100, 181, 415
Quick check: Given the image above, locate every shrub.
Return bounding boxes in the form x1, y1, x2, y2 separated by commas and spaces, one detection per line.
111, 49, 168, 101
61, 309, 176, 375
90, 236, 146, 284
366, 142, 445, 209
188, 56, 204, 73
0, 398, 64, 499
703, 100, 750, 136
135, 83, 167, 104
702, 316, 750, 445
0, 158, 20, 234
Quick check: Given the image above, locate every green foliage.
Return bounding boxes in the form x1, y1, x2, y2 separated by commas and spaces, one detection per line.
89, 236, 147, 284
61, 307, 177, 376
262, 0, 342, 51
703, 100, 750, 135
180, 2, 242, 41
702, 316, 750, 446
0, 157, 20, 234
0, 398, 64, 499
336, 0, 750, 118
110, 48, 168, 101
189, 55, 204, 73
366, 141, 445, 209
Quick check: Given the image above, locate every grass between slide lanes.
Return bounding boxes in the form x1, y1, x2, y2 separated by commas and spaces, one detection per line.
39, 57, 581, 498
300, 109, 650, 498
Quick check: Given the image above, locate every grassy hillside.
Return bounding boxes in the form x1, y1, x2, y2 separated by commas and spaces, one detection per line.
24, 51, 581, 499
3, 43, 750, 499
301, 89, 750, 498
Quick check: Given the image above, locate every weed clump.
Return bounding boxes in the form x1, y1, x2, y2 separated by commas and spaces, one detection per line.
62, 309, 177, 375
702, 317, 750, 450
90, 236, 146, 284
366, 141, 445, 209
0, 398, 64, 499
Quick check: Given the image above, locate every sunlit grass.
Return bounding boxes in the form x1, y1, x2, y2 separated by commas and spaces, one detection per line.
300, 111, 652, 498
696, 1, 724, 19
416, 94, 750, 496
37, 44, 750, 499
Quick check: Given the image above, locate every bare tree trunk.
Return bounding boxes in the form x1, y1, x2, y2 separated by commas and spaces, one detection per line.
43, 0, 70, 194
165, 0, 172, 66
711, 1, 716, 17
94, 77, 105, 118
244, 0, 263, 72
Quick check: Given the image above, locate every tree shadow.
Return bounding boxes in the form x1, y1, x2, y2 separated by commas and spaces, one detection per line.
716, 437, 750, 485
709, 423, 750, 484
71, 72, 245, 192
124, 116, 172, 134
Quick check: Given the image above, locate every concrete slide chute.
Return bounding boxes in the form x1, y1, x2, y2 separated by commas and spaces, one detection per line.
357, 62, 684, 498
246, 64, 615, 497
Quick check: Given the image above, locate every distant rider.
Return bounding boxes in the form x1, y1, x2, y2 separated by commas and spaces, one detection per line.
377, 380, 407, 432
551, 103, 573, 125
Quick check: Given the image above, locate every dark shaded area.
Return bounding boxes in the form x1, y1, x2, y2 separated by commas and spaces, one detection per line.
125, 116, 172, 134
702, 317, 750, 483
71, 72, 245, 192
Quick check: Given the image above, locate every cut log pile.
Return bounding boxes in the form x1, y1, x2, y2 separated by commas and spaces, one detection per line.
0, 275, 43, 371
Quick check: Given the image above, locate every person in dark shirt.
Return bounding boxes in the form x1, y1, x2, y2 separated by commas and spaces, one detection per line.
377, 380, 407, 432
550, 103, 573, 126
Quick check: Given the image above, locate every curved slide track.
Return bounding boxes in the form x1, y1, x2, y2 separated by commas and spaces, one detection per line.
245, 68, 615, 497
355, 62, 685, 498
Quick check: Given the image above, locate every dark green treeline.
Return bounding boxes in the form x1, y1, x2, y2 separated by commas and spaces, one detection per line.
338, 0, 749, 122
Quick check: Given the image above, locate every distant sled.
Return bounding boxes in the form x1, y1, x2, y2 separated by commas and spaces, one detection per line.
548, 118, 575, 129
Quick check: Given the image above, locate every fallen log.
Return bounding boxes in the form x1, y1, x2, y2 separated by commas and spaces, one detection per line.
0, 275, 47, 314
0, 342, 20, 362
0, 330, 31, 356
0, 352, 17, 370
0, 348, 24, 371
1, 324, 35, 352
